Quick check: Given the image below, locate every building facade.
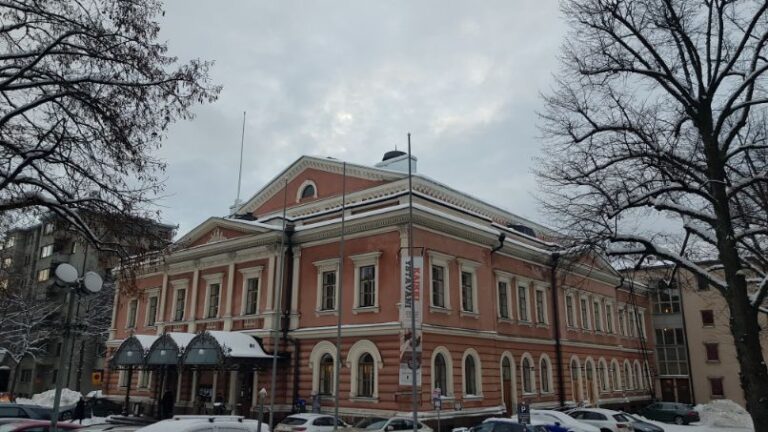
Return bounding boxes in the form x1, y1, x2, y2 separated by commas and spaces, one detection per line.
635, 265, 768, 407
105, 154, 655, 427
0, 214, 173, 397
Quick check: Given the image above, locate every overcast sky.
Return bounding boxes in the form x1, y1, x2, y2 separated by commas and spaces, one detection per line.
156, 1, 567, 236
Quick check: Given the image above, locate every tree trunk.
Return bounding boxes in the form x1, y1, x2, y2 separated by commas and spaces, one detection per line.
8, 361, 21, 395
75, 339, 85, 392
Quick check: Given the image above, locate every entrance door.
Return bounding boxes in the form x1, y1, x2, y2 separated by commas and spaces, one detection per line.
676, 379, 691, 404
502, 358, 513, 414
240, 370, 254, 416
660, 379, 675, 401
0, 369, 8, 392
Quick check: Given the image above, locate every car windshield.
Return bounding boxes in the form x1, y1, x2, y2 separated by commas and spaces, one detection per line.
280, 417, 308, 426
622, 413, 640, 422
612, 414, 630, 423
355, 418, 387, 429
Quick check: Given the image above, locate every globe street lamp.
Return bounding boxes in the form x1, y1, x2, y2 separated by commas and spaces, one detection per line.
50, 263, 103, 432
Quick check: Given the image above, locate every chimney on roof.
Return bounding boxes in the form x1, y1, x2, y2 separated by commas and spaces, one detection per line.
374, 149, 417, 173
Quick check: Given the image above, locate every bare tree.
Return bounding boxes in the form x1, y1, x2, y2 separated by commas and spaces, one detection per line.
540, 0, 768, 426
0, 290, 60, 394
0, 0, 219, 253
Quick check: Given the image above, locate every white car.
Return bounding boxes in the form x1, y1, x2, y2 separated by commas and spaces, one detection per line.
509, 410, 600, 432
137, 416, 267, 432
568, 409, 634, 432
275, 414, 349, 432
352, 417, 432, 432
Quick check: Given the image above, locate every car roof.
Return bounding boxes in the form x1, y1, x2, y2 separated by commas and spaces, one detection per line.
138, 419, 247, 432
10, 421, 80, 429
283, 414, 334, 419
573, 408, 623, 415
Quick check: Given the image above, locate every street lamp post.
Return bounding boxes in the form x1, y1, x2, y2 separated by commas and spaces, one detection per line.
50, 264, 103, 432
256, 387, 267, 432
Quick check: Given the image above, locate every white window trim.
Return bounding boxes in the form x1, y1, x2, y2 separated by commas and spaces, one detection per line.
125, 298, 138, 329
170, 279, 189, 322
144, 288, 160, 326
517, 280, 532, 323
309, 341, 337, 396
239, 266, 264, 316
534, 286, 549, 325
346, 339, 383, 400
296, 179, 318, 202
202, 273, 224, 319
429, 251, 454, 311
494, 270, 514, 321
565, 292, 576, 328
458, 259, 480, 315
352, 252, 381, 313
580, 296, 592, 330
314, 258, 340, 314
461, 348, 483, 398
431, 346, 454, 397
520, 352, 536, 395
539, 354, 554, 394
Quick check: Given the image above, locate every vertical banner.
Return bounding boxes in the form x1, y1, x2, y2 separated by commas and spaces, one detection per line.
400, 255, 423, 386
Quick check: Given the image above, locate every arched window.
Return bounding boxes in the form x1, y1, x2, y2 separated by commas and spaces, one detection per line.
539, 356, 551, 393
522, 356, 534, 394
357, 353, 374, 397
300, 184, 315, 199
319, 354, 334, 395
434, 353, 448, 395
624, 361, 632, 390
570, 358, 581, 401
464, 355, 477, 395
598, 359, 609, 392
635, 362, 643, 389
611, 360, 620, 390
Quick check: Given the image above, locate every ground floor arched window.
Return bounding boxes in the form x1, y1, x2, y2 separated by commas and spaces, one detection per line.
357, 353, 374, 397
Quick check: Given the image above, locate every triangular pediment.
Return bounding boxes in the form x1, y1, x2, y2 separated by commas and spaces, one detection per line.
177, 217, 280, 248
236, 156, 405, 217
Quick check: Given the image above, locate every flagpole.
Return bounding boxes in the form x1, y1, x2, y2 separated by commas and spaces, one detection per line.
269, 178, 289, 429
333, 162, 347, 431
407, 134, 418, 432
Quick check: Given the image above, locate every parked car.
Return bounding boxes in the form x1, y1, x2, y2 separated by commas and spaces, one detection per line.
276, 414, 349, 432
0, 420, 82, 432
87, 398, 123, 417
137, 417, 255, 432
77, 424, 144, 432
0, 404, 74, 423
568, 409, 633, 432
639, 402, 699, 425
479, 417, 550, 432
619, 413, 662, 432
169, 416, 269, 432
509, 410, 599, 432
351, 417, 431, 432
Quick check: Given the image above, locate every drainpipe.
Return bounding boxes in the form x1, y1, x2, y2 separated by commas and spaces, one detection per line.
550, 253, 566, 407
281, 225, 295, 342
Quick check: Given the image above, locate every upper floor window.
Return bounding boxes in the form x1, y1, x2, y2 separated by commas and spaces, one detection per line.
498, 281, 510, 319
518, 284, 529, 322
206, 282, 221, 318
701, 309, 715, 326
580, 297, 590, 329
593, 299, 602, 331
352, 252, 380, 311
40, 244, 53, 258
297, 180, 318, 202
705, 343, 720, 362
432, 265, 446, 308
461, 271, 475, 312
654, 280, 681, 314
174, 288, 186, 321
710, 377, 724, 397
146, 296, 158, 326
565, 295, 575, 327
126, 299, 138, 328
535, 289, 547, 324
43, 223, 54, 235
321, 271, 337, 310
618, 308, 626, 335
37, 268, 50, 282
300, 184, 315, 199
605, 303, 614, 333
245, 277, 260, 315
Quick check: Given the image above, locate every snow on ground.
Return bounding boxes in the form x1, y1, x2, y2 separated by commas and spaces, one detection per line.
638, 399, 754, 432
15, 388, 82, 407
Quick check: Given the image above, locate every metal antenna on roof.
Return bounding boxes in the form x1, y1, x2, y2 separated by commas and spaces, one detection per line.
233, 111, 246, 213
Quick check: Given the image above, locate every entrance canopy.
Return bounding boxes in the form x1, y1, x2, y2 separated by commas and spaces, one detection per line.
146, 332, 196, 366
183, 331, 274, 367
110, 334, 158, 369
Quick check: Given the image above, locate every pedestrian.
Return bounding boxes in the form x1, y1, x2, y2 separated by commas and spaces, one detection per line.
213, 393, 225, 415
73, 397, 86, 424
161, 391, 175, 419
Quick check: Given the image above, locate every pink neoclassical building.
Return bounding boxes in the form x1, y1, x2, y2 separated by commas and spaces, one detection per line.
104, 152, 655, 428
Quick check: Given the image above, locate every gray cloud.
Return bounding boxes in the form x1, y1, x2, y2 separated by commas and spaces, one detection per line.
156, 0, 566, 235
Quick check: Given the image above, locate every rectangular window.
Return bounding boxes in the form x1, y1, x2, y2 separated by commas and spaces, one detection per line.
245, 277, 260, 314
593, 300, 602, 331
654, 281, 681, 314
535, 290, 546, 324
432, 265, 446, 308
461, 271, 474, 312
146, 296, 158, 326
498, 281, 509, 319
618, 308, 626, 335
358, 265, 376, 307
43, 223, 54, 234
321, 271, 336, 311
174, 289, 186, 321
518, 285, 529, 321
139, 371, 151, 388
2, 257, 11, 268
710, 377, 724, 397
697, 274, 710, 291
701, 310, 715, 326
565, 295, 575, 327
40, 244, 53, 258
705, 343, 720, 362
580, 298, 590, 329
127, 299, 138, 328
118, 371, 129, 388
4, 236, 14, 248
606, 304, 614, 333
37, 268, 50, 282
207, 283, 220, 318
70, 242, 77, 255
20, 369, 31, 383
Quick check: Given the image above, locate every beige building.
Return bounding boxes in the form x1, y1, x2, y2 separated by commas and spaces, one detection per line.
633, 264, 768, 407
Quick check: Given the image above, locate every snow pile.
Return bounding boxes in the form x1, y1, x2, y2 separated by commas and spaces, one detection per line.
695, 399, 753, 429
16, 388, 83, 407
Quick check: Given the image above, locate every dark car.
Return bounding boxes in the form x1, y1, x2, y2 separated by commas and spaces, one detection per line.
87, 399, 122, 418
639, 402, 700, 425
0, 404, 74, 424
621, 412, 663, 432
